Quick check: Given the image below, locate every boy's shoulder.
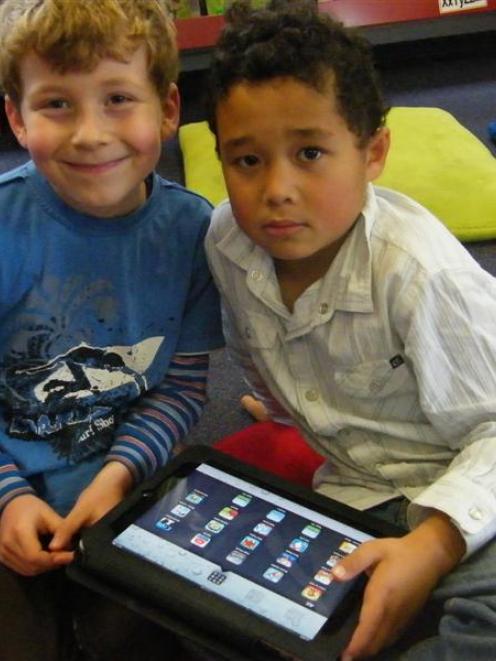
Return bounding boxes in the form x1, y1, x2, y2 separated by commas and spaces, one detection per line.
370, 185, 471, 271
0, 161, 37, 222
154, 174, 213, 216
0, 160, 33, 189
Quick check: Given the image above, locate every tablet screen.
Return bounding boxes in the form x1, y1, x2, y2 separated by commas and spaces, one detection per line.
113, 463, 374, 641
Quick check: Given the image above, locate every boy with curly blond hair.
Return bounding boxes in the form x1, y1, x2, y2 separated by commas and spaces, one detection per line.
0, 0, 222, 658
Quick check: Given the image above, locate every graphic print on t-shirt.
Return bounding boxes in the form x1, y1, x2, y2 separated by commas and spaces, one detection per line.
0, 337, 163, 461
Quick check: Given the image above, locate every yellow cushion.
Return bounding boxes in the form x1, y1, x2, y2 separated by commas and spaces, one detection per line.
178, 107, 496, 241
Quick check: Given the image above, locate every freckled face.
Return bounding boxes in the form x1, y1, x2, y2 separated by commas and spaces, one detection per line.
216, 77, 388, 272
6, 46, 179, 217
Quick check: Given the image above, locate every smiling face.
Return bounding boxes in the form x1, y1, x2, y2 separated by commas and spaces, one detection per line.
5, 45, 179, 218
217, 76, 389, 283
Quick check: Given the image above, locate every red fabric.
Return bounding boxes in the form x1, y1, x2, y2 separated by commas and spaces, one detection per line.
214, 421, 325, 488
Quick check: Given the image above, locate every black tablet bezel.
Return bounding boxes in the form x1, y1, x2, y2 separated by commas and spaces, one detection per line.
70, 446, 404, 661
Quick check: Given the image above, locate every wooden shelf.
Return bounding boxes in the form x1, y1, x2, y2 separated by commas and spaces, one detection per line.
177, 0, 496, 68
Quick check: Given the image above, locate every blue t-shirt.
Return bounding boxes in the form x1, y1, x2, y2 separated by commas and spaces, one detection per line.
0, 161, 223, 509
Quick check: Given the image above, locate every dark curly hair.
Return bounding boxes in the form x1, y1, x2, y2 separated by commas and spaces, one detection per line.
207, 0, 388, 147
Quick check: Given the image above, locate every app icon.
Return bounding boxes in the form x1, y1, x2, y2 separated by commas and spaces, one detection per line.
185, 490, 206, 505
276, 551, 298, 568
253, 522, 274, 537
155, 516, 175, 532
302, 584, 324, 601
301, 523, 321, 539
263, 566, 285, 583
226, 549, 248, 565
289, 537, 309, 554
266, 509, 286, 523
339, 540, 359, 554
325, 553, 341, 568
171, 504, 191, 518
191, 532, 211, 548
205, 519, 226, 534
232, 493, 252, 507
208, 571, 227, 585
314, 568, 333, 586
240, 535, 260, 551
218, 506, 239, 521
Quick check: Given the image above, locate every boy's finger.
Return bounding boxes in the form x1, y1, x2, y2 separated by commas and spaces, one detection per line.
332, 542, 382, 581
37, 505, 65, 537
8, 548, 58, 576
49, 514, 81, 551
50, 549, 75, 566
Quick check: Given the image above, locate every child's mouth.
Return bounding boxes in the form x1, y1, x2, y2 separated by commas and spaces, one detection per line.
63, 158, 127, 174
263, 221, 305, 237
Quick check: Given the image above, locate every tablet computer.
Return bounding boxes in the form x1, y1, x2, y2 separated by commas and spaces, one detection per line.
69, 445, 403, 660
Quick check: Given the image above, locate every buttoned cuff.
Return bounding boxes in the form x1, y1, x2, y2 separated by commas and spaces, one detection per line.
408, 473, 496, 558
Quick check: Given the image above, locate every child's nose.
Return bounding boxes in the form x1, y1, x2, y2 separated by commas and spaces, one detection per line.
263, 161, 295, 205
71, 109, 109, 148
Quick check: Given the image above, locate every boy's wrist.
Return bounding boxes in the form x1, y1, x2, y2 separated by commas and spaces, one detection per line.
95, 460, 134, 494
0, 484, 37, 517
410, 509, 466, 576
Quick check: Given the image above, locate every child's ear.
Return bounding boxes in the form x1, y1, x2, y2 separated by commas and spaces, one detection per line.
160, 83, 180, 141
365, 126, 390, 182
4, 96, 28, 149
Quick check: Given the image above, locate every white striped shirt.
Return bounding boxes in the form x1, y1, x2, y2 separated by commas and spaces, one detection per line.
206, 185, 496, 556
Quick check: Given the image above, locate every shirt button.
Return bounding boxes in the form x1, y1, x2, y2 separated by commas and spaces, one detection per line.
305, 389, 319, 402
469, 507, 483, 521
319, 303, 329, 314
250, 270, 263, 282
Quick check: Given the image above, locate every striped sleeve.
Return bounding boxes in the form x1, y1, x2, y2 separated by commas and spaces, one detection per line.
0, 459, 36, 513
106, 353, 209, 483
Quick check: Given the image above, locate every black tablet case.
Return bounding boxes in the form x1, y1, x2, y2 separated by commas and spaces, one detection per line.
67, 446, 403, 660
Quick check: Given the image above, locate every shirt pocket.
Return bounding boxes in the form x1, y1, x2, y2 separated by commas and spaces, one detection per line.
334, 358, 415, 399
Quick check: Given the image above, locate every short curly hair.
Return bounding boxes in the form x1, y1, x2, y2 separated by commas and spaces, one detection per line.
0, 0, 178, 104
207, 0, 388, 147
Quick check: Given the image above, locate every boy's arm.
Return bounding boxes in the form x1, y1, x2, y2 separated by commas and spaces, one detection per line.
404, 268, 496, 557
336, 268, 496, 658
408, 431, 496, 556
106, 352, 209, 482
50, 353, 209, 550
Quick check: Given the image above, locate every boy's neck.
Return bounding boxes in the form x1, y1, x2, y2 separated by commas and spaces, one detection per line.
275, 267, 315, 312
274, 234, 349, 312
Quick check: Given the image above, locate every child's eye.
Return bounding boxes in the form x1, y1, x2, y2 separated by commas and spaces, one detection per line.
298, 147, 323, 162
44, 99, 70, 110
235, 154, 260, 168
107, 94, 132, 106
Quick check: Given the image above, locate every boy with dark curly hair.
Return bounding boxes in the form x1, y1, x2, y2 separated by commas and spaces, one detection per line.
205, 1, 496, 658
